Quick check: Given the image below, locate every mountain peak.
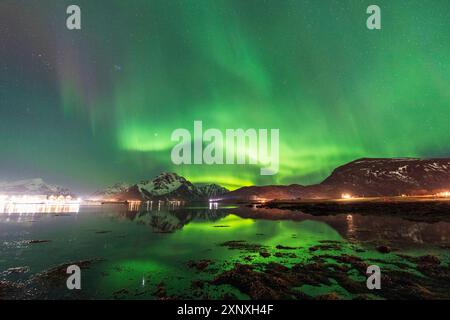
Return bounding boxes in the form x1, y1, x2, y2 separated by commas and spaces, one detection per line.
92, 173, 229, 201
0, 178, 70, 195
222, 157, 450, 201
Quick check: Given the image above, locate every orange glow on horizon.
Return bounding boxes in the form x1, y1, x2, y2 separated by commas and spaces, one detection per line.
436, 191, 450, 198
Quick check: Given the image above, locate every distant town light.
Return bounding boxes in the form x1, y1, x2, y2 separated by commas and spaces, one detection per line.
209, 201, 218, 210
0, 194, 81, 205
436, 191, 450, 198
341, 193, 353, 200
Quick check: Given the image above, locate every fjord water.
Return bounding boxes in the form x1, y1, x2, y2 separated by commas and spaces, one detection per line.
0, 204, 449, 299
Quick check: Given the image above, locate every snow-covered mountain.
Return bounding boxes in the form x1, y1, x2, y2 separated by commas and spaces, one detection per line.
137, 173, 197, 197
92, 158, 450, 202
222, 158, 450, 201
320, 158, 450, 197
0, 178, 71, 196
90, 183, 130, 200
221, 184, 307, 201
93, 173, 229, 201
195, 184, 229, 199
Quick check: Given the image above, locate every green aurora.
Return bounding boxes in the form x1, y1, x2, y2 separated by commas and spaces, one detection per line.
0, 0, 449, 191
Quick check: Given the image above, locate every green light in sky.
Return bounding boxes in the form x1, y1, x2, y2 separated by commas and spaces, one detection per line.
1, 0, 449, 191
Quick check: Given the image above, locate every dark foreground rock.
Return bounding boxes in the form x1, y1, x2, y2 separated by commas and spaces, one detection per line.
0, 259, 103, 300
211, 253, 450, 300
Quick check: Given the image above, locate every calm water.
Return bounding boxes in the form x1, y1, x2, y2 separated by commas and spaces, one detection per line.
1, 203, 449, 299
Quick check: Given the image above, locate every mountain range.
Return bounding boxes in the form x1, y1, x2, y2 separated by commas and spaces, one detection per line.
0, 178, 71, 196
220, 158, 450, 201
2, 158, 449, 201
90, 172, 229, 201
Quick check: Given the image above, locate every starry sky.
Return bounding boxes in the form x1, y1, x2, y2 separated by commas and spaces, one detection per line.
0, 0, 449, 192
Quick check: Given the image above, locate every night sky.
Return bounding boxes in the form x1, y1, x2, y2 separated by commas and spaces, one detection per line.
0, 0, 449, 192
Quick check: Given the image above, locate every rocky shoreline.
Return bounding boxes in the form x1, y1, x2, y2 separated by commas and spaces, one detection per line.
258, 198, 450, 223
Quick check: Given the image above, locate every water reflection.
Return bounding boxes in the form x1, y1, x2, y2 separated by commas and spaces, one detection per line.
92, 202, 450, 247
232, 206, 450, 246
107, 204, 228, 233
209, 202, 219, 210
127, 200, 185, 212
0, 202, 79, 215
1, 201, 449, 248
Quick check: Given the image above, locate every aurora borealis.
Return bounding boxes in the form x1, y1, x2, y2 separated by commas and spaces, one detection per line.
0, 0, 449, 192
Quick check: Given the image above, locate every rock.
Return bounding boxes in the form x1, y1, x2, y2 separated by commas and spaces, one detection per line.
376, 245, 391, 254
0, 280, 25, 299
113, 288, 129, 296
212, 263, 294, 300
1, 266, 30, 276
187, 259, 214, 271
191, 280, 205, 290
418, 255, 441, 265
220, 240, 265, 252
309, 243, 341, 252
274, 252, 297, 258
276, 245, 298, 250
315, 293, 341, 300
28, 240, 51, 244
221, 293, 239, 300
95, 230, 112, 234
154, 282, 167, 298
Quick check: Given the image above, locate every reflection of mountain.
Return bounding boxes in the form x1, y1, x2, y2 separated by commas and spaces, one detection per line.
232, 206, 450, 246
112, 206, 229, 233
222, 158, 450, 201
92, 173, 229, 202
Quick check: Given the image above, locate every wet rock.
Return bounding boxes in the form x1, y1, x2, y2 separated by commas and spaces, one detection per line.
334, 254, 369, 274
28, 240, 51, 244
134, 290, 147, 297
211, 251, 450, 300
0, 280, 25, 299
113, 288, 129, 296
315, 293, 341, 300
154, 282, 167, 298
191, 280, 205, 290
221, 293, 239, 300
219, 240, 265, 252
27, 258, 102, 299
353, 294, 373, 300
1, 266, 30, 276
187, 259, 214, 271
212, 263, 297, 300
319, 240, 342, 244
376, 245, 391, 254
265, 263, 289, 273
274, 252, 297, 258
276, 245, 298, 250
418, 255, 441, 265
309, 243, 341, 252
